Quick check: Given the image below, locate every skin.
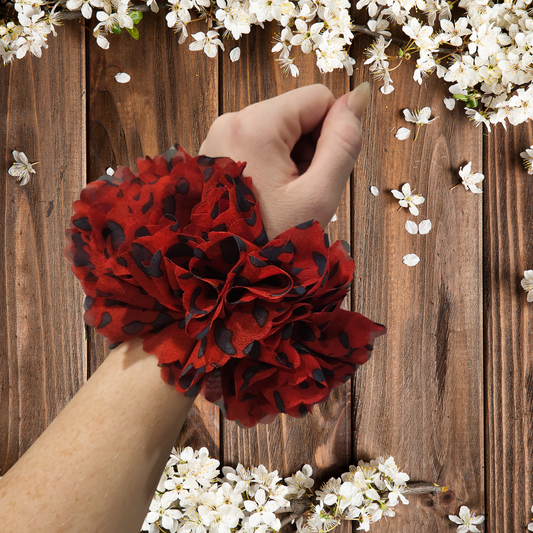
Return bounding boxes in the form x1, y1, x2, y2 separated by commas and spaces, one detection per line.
0, 82, 370, 533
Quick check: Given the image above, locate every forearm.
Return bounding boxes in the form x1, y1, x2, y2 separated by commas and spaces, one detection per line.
0, 337, 195, 533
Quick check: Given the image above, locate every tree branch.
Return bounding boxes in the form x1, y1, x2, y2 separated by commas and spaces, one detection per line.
276, 482, 446, 529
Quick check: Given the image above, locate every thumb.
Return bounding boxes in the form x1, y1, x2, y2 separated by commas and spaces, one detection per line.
301, 82, 370, 206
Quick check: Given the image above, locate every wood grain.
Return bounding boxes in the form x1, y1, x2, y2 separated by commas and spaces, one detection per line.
0, 22, 87, 474
350, 34, 485, 530
87, 11, 220, 453
484, 121, 533, 532
219, 25, 353, 533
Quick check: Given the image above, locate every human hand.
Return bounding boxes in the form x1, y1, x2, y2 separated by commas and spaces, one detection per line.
199, 83, 371, 240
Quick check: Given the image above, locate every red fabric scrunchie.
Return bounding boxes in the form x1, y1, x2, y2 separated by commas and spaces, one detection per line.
65, 144, 386, 428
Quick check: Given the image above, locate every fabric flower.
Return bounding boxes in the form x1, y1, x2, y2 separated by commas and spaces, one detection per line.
448, 505, 485, 532
65, 144, 385, 428
8, 150, 38, 186
522, 270, 533, 302
391, 183, 425, 216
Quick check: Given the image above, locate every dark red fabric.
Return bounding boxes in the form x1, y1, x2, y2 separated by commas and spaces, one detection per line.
65, 144, 386, 428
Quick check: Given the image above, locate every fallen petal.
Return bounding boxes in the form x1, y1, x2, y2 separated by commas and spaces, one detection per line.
115, 72, 131, 83
443, 98, 456, 110
405, 220, 418, 234
395, 127, 411, 140
370, 186, 379, 196
380, 84, 394, 94
330, 213, 337, 222
418, 219, 432, 234
402, 253, 420, 266
230, 47, 241, 62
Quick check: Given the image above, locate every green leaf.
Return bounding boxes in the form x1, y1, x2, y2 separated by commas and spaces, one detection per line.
130, 10, 143, 24
127, 27, 139, 40
466, 98, 478, 108
111, 24, 122, 34
453, 94, 470, 102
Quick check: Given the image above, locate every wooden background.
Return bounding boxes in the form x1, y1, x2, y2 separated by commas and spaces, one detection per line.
1, 6, 532, 532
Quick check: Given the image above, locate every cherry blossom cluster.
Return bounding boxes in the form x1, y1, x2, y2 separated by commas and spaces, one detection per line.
2, 0, 533, 130
361, 0, 533, 130
142, 448, 413, 533
141, 446, 292, 533
0, 0, 61, 62
296, 456, 409, 532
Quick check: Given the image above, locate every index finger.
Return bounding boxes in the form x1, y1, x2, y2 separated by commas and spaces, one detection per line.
248, 84, 337, 150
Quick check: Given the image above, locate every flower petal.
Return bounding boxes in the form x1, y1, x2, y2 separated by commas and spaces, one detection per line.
370, 186, 379, 196
418, 219, 432, 234
402, 254, 420, 266
408, 205, 419, 216
395, 127, 411, 140
405, 220, 418, 234
115, 72, 131, 83
401, 183, 412, 196
230, 47, 241, 62
391, 190, 404, 199
443, 98, 456, 110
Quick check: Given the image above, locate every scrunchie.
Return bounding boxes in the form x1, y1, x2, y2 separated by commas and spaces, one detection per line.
65, 144, 386, 428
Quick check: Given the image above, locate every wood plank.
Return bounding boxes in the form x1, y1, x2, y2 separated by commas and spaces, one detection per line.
87, 12, 220, 453
220, 23, 353, 528
350, 34, 485, 529
0, 23, 87, 473
484, 121, 533, 532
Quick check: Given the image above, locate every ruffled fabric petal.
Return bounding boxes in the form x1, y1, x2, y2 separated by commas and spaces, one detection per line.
65, 144, 386, 428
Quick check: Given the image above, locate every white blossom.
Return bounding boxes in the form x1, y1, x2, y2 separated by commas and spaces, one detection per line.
189, 30, 225, 58
391, 183, 425, 216
285, 465, 314, 498
457, 162, 484, 193
521, 270, 533, 302
8, 150, 38, 186
520, 146, 533, 175
448, 505, 485, 533
403, 106, 439, 125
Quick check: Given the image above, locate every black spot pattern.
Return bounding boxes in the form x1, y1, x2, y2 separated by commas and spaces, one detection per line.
214, 320, 236, 355
73, 217, 92, 231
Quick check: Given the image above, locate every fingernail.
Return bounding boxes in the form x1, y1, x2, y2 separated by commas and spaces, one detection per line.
347, 81, 371, 119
